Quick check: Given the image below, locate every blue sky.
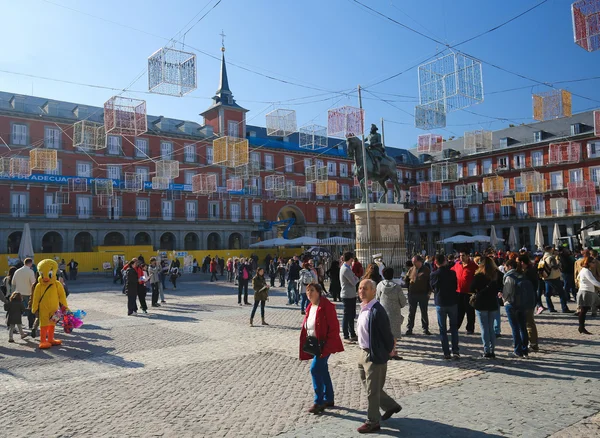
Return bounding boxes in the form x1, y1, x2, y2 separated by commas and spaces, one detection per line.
2, 0, 599, 149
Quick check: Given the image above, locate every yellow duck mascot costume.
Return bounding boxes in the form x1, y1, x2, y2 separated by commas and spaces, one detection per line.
31, 259, 69, 349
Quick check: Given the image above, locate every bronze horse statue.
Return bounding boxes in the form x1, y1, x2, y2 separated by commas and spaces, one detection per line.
346, 136, 403, 204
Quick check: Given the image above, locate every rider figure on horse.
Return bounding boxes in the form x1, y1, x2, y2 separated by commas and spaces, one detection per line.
366, 124, 385, 174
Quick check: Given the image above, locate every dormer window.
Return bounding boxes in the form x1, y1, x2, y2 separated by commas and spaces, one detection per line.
500, 137, 508, 148
571, 123, 582, 136
534, 131, 543, 142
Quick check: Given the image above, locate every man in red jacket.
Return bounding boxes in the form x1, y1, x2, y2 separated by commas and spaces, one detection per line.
451, 250, 478, 334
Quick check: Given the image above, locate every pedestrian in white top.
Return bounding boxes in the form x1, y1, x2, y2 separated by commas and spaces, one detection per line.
576, 256, 600, 335
12, 258, 37, 329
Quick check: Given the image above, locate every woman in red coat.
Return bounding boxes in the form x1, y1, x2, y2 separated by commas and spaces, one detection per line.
299, 283, 344, 415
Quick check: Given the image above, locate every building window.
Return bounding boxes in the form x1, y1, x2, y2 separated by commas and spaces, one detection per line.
467, 162, 478, 177
316, 159, 324, 169
513, 153, 525, 169
588, 141, 600, 159
416, 170, 425, 182
408, 211, 414, 225
161, 141, 173, 160
327, 162, 337, 177
136, 198, 149, 220
534, 131, 543, 142
45, 160, 61, 176
514, 176, 524, 193
162, 200, 173, 221
107, 165, 120, 180
11, 193, 27, 218
503, 178, 511, 196
106, 135, 121, 155
342, 209, 351, 224
330, 208, 338, 224
501, 205, 511, 219
482, 159, 492, 174
45, 127, 61, 149
469, 206, 479, 222
571, 123, 582, 136
499, 137, 508, 148
516, 202, 528, 219
184, 144, 196, 163
571, 199, 584, 215
251, 152, 260, 165
590, 167, 600, 185
484, 204, 496, 221
418, 211, 426, 225
317, 207, 325, 224
209, 202, 219, 220
497, 156, 509, 170
135, 138, 148, 157
253, 204, 262, 222
550, 171, 563, 190
430, 211, 438, 225
184, 170, 194, 186
230, 203, 241, 222
532, 194, 545, 218
265, 154, 274, 171
107, 197, 120, 220
532, 150, 544, 167
186, 201, 196, 221
77, 196, 91, 219
340, 163, 348, 177
76, 162, 92, 177
11, 123, 27, 145
304, 158, 312, 169
284, 156, 293, 173
228, 120, 239, 138
45, 194, 59, 218
341, 185, 350, 201
206, 146, 213, 165
569, 168, 583, 183
136, 167, 149, 183
442, 209, 451, 224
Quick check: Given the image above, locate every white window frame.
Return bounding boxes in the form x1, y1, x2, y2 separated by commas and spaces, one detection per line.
284, 156, 294, 173
587, 141, 600, 159
76, 161, 92, 178
161, 141, 173, 160
11, 123, 27, 145
185, 200, 196, 221
330, 207, 338, 224
206, 146, 213, 165
107, 196, 120, 220
45, 193, 59, 218
252, 204, 262, 222
569, 168, 583, 183
184, 170, 194, 186
327, 162, 337, 177
340, 163, 349, 178
590, 166, 600, 186
316, 207, 325, 224
230, 203, 241, 222
208, 201, 220, 220
136, 198, 149, 220
136, 166, 149, 184
516, 202, 528, 219
342, 208, 351, 224
162, 200, 173, 221
228, 120, 239, 138
341, 184, 350, 201
532, 194, 545, 218
11, 193, 27, 218
135, 138, 149, 158
107, 165, 120, 181
45, 159, 61, 176
482, 159, 492, 175
264, 154, 274, 171
531, 150, 544, 167
550, 171, 563, 190
497, 156, 509, 170
107, 135, 121, 155
250, 152, 261, 165
467, 161, 478, 177
44, 126, 61, 149
304, 158, 312, 169
513, 153, 526, 169
456, 208, 465, 224
469, 206, 479, 222
184, 143, 196, 163
77, 195, 91, 219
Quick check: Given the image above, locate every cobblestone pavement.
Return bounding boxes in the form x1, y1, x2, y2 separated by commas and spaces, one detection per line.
1, 274, 598, 437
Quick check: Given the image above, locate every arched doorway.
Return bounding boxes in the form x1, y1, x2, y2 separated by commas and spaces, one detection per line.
228, 233, 242, 249
276, 205, 307, 239
160, 232, 176, 250
7, 232, 22, 254
134, 232, 151, 246
184, 233, 199, 250
207, 233, 221, 251
104, 232, 125, 246
74, 232, 93, 252
42, 232, 63, 253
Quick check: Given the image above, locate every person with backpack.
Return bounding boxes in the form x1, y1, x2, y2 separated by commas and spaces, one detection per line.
501, 259, 535, 358
470, 257, 501, 359
238, 258, 251, 306
539, 246, 573, 313
430, 254, 460, 360
299, 262, 317, 315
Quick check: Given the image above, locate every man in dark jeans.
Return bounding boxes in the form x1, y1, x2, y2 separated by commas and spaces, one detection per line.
287, 258, 300, 305
452, 251, 478, 334
238, 259, 251, 306
430, 254, 460, 359
340, 252, 360, 343
113, 257, 124, 284
68, 259, 79, 281
405, 255, 432, 336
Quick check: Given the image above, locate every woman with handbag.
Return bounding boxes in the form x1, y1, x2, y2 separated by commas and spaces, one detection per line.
299, 283, 344, 415
470, 257, 501, 358
250, 268, 269, 327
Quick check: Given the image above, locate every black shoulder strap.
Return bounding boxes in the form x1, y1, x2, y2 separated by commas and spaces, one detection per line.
38, 283, 54, 307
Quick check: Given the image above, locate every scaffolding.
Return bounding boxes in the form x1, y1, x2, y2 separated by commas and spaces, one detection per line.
521, 171, 547, 193
305, 165, 328, 183
265, 175, 285, 191
156, 160, 180, 179
93, 179, 114, 196
30, 149, 58, 172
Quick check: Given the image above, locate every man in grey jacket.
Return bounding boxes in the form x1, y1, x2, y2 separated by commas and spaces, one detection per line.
340, 251, 360, 343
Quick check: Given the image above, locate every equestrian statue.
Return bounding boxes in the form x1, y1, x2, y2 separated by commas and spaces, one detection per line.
346, 123, 403, 204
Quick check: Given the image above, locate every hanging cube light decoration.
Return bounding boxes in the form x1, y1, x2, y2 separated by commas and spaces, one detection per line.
532, 90, 572, 121
415, 102, 446, 130
431, 162, 459, 182
104, 96, 147, 136
327, 180, 339, 196
192, 174, 217, 195
548, 141, 581, 164
316, 181, 328, 197
305, 165, 328, 183
572, 0, 600, 52
148, 47, 197, 96
595, 110, 600, 136
418, 52, 484, 112
265, 175, 285, 191
291, 186, 308, 198
9, 157, 31, 177
464, 130, 493, 154
515, 192, 531, 203
156, 160, 180, 179
226, 177, 243, 192
152, 177, 170, 190
417, 134, 443, 153
68, 178, 88, 193
55, 192, 70, 205
97, 194, 114, 209
521, 171, 547, 193
0, 157, 11, 177
93, 178, 114, 196
420, 182, 441, 197
29, 149, 58, 171
299, 124, 327, 150
454, 184, 467, 198
487, 190, 503, 202
482, 176, 505, 193
327, 105, 365, 138
551, 197, 568, 214
73, 120, 106, 150
501, 197, 514, 207
213, 136, 249, 168
124, 172, 143, 192
568, 181, 597, 206
266, 109, 297, 137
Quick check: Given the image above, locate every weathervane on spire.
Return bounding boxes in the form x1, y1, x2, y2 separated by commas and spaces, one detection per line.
220, 30, 226, 52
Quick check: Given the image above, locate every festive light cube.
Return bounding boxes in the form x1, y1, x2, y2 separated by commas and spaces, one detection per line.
152, 177, 170, 190
9, 157, 31, 177
551, 198, 568, 213
415, 102, 446, 130
29, 149, 58, 171
97, 194, 114, 209
327, 106, 365, 138
548, 142, 581, 164
73, 120, 106, 150
454, 185, 467, 197
234, 161, 260, 179
533, 89, 572, 121
487, 191, 503, 202
68, 178, 88, 192
299, 124, 327, 150
482, 176, 505, 193
265, 175, 285, 191
409, 185, 428, 203
213, 136, 249, 167
484, 203, 500, 218
156, 160, 179, 179
327, 180, 338, 196
226, 177, 243, 192
568, 180, 597, 206
521, 171, 547, 193
266, 109, 297, 137
420, 181, 441, 197
466, 193, 483, 204
0, 157, 10, 176
515, 192, 531, 202
305, 165, 327, 183
316, 181, 328, 197
572, 0, 600, 52
501, 197, 514, 207
417, 134, 443, 153
124, 172, 143, 192
464, 130, 492, 153
418, 52, 484, 111
148, 47, 197, 96
192, 174, 217, 195
55, 192, 70, 205
104, 96, 147, 136
595, 110, 600, 136
291, 186, 307, 198
93, 179, 114, 196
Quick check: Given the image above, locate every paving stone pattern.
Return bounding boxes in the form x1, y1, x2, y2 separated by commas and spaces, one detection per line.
1, 274, 598, 437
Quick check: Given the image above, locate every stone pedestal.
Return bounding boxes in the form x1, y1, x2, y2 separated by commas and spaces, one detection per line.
349, 203, 410, 271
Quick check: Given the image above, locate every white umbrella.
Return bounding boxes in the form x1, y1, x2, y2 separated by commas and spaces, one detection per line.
552, 223, 561, 248
535, 223, 544, 251
18, 223, 34, 261
438, 235, 473, 244
287, 236, 320, 246
318, 236, 355, 245
508, 226, 518, 252
489, 225, 499, 248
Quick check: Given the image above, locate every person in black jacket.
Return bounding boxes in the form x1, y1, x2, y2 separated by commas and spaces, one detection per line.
517, 254, 540, 352
326, 261, 341, 301
355, 279, 402, 434
430, 254, 460, 360
470, 257, 501, 358
125, 258, 140, 316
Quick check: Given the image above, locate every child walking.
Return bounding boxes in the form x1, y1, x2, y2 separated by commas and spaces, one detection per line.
5, 292, 28, 342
